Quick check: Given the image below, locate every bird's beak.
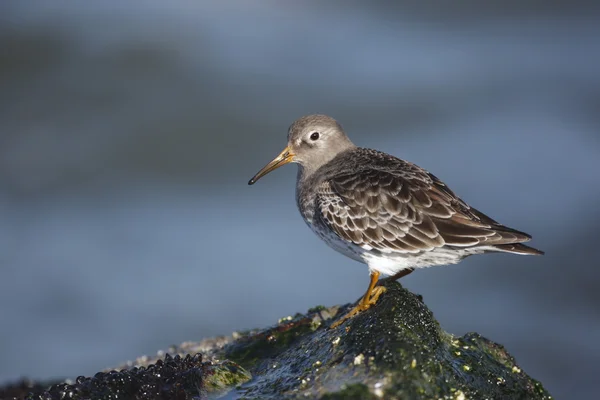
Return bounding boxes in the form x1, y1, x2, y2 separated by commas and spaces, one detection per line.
248, 146, 295, 185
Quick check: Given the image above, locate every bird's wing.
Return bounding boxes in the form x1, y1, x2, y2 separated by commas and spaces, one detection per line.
315, 166, 531, 254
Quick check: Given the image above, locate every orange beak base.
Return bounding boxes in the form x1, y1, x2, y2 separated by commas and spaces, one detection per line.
248, 146, 295, 185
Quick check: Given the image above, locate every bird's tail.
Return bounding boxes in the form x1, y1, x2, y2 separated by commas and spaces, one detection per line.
492, 243, 545, 255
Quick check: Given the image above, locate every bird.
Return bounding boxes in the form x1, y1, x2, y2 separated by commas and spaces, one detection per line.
248, 114, 543, 328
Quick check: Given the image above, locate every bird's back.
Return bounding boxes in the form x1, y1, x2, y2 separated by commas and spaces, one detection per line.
297, 147, 542, 272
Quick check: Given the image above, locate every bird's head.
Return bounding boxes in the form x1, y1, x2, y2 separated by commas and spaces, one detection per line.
248, 114, 355, 185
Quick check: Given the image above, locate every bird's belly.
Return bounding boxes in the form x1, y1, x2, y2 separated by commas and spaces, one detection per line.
308, 221, 366, 264
360, 249, 465, 276
306, 220, 483, 276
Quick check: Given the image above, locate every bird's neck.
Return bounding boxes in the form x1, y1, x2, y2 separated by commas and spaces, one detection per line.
295, 159, 328, 187
299, 144, 356, 181
295, 164, 320, 223
296, 164, 311, 187
296, 146, 355, 187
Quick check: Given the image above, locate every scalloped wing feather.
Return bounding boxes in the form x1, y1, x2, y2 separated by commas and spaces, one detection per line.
316, 164, 540, 256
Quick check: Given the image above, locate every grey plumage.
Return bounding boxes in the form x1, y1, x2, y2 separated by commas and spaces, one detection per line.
250, 114, 543, 278
302, 148, 542, 263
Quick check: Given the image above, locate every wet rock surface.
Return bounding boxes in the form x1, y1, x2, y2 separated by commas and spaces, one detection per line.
1, 282, 551, 399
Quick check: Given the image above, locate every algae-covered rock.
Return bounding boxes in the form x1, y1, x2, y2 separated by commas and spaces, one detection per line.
1, 282, 551, 399
216, 282, 551, 399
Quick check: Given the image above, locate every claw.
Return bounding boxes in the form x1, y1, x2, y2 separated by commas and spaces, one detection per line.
330, 272, 387, 328
365, 285, 386, 306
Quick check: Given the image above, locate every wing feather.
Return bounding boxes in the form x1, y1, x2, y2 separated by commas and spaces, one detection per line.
316, 163, 533, 255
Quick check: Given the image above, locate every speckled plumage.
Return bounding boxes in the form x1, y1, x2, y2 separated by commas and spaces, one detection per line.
250, 114, 542, 278
297, 146, 542, 276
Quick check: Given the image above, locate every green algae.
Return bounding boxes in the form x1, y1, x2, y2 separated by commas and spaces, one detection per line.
224, 315, 317, 369
203, 360, 251, 394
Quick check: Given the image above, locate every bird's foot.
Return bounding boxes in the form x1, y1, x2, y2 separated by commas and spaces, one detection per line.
330, 285, 387, 328
364, 285, 387, 306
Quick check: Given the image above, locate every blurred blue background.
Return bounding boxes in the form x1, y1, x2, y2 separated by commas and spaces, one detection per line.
1, 1, 599, 398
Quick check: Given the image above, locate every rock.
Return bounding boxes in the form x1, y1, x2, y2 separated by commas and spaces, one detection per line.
1, 282, 551, 399
1, 354, 249, 400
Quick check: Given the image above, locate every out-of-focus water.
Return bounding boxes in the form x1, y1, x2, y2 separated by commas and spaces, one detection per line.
1, 2, 599, 398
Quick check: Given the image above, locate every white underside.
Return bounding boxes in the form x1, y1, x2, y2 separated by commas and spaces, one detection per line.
309, 220, 500, 276
360, 246, 493, 276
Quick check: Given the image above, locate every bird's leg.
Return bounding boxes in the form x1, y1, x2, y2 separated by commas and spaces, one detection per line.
380, 268, 414, 283
331, 271, 385, 328
358, 270, 385, 307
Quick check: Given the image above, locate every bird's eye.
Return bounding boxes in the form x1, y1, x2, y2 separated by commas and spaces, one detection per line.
310, 132, 320, 141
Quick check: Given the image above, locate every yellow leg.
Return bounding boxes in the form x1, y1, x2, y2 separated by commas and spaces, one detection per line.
330, 271, 387, 328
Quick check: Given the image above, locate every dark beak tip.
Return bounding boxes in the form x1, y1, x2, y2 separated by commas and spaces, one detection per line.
248, 179, 255, 185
